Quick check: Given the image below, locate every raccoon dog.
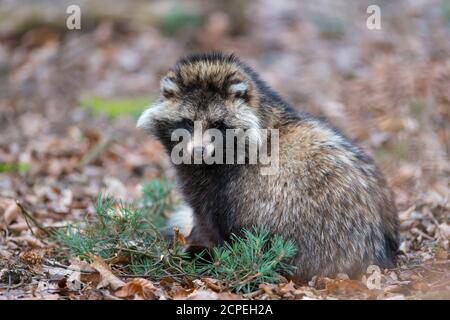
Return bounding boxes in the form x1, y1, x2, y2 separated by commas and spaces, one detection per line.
137, 53, 398, 280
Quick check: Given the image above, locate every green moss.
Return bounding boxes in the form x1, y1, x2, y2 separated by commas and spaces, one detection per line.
0, 162, 31, 174
443, 0, 450, 24
374, 139, 412, 166
80, 96, 151, 119
157, 8, 203, 35
410, 100, 425, 117
138, 179, 173, 229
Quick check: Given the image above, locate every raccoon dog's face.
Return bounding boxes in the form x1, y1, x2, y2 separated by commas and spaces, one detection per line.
137, 55, 263, 163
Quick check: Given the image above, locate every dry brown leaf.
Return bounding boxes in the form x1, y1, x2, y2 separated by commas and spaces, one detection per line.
216, 292, 242, 300
68, 257, 97, 273
174, 227, 187, 247
259, 283, 279, 299
182, 289, 241, 300
186, 289, 219, 300
411, 281, 430, 292
278, 281, 297, 295
89, 255, 125, 290
4, 202, 20, 225
316, 277, 374, 297
438, 223, 450, 239
201, 277, 222, 291
171, 285, 195, 299
434, 247, 448, 260
0, 198, 14, 213
0, 248, 12, 259
40, 294, 61, 300
7, 220, 30, 232
61, 258, 100, 290
10, 235, 46, 248
377, 117, 404, 132
114, 278, 156, 300
79, 271, 101, 288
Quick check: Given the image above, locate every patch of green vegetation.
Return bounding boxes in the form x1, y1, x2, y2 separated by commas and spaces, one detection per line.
313, 14, 346, 40
0, 162, 31, 174
393, 140, 412, 160
157, 7, 203, 35
54, 192, 196, 279
55, 179, 296, 293
197, 229, 297, 293
374, 139, 412, 166
443, 0, 450, 24
138, 179, 173, 229
80, 96, 151, 119
410, 100, 425, 117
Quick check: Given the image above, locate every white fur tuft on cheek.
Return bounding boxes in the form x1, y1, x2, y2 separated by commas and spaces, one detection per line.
136, 102, 166, 130
234, 105, 263, 146
245, 128, 263, 146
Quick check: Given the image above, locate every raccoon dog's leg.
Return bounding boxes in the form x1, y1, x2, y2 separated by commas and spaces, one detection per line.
187, 215, 222, 251
162, 203, 194, 242
166, 203, 194, 235
163, 203, 220, 252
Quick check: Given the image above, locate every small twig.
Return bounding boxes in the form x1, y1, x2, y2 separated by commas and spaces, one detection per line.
78, 133, 116, 167
244, 289, 264, 299
231, 272, 263, 289
117, 274, 153, 279
43, 259, 96, 274
1, 281, 24, 291
410, 227, 435, 241
15, 200, 53, 236
429, 278, 450, 288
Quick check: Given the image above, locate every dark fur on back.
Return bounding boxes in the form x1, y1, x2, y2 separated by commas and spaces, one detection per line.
138, 52, 399, 280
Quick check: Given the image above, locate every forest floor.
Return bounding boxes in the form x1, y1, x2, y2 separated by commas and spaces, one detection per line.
0, 0, 449, 299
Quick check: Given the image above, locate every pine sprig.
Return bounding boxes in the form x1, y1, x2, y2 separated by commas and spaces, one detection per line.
197, 228, 297, 293
55, 179, 297, 293
54, 182, 198, 281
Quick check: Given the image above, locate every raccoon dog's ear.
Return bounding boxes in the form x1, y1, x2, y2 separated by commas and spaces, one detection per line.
160, 76, 179, 99
228, 81, 249, 99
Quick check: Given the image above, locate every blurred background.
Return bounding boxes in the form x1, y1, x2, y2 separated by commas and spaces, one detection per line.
0, 0, 449, 298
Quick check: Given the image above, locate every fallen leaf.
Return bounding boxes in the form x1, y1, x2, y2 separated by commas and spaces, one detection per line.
40, 294, 61, 300
384, 294, 406, 300
201, 277, 222, 292
9, 235, 46, 248
68, 257, 97, 273
259, 283, 279, 299
438, 223, 450, 239
115, 278, 156, 300
171, 285, 195, 299
0, 198, 14, 213
316, 277, 374, 297
174, 227, 187, 247
435, 247, 448, 260
4, 202, 20, 225
186, 289, 219, 300
89, 255, 125, 291
0, 249, 12, 259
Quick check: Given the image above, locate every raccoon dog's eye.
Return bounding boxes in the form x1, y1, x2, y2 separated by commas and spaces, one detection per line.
210, 120, 226, 130
181, 118, 194, 128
